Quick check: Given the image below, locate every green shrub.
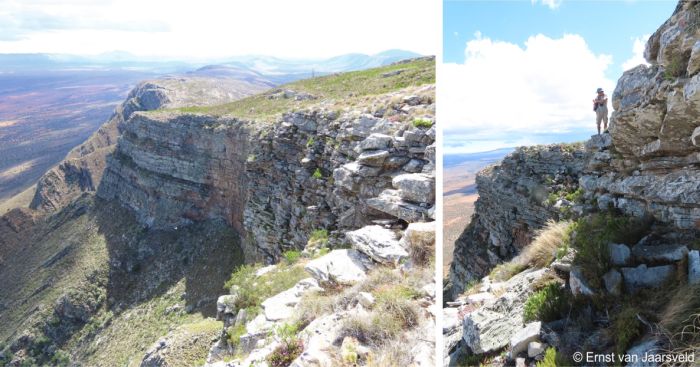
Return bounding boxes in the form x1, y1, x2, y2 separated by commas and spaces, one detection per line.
223, 264, 307, 314
282, 250, 302, 264
267, 323, 304, 367
524, 283, 568, 322
664, 53, 686, 80
612, 305, 643, 355
308, 229, 329, 247
565, 188, 584, 203
50, 350, 70, 366
312, 168, 323, 179
536, 347, 561, 367
571, 213, 651, 289
306, 137, 315, 147
412, 118, 433, 128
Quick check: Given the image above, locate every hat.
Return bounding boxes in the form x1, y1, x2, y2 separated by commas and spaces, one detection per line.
596, 88, 604, 93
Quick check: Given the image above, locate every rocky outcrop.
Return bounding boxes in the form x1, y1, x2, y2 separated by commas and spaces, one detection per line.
204, 220, 437, 367
578, 0, 700, 230
449, 144, 585, 297
98, 84, 435, 262
31, 77, 268, 213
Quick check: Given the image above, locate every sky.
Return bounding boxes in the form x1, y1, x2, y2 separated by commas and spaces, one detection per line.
0, 0, 438, 60
441, 0, 676, 155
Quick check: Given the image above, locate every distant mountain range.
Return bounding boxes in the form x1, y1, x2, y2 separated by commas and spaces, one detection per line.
0, 50, 422, 83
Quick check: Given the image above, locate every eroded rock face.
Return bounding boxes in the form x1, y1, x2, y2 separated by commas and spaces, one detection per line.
97, 113, 250, 232
97, 83, 435, 263
31, 77, 265, 213
449, 145, 585, 297
462, 269, 547, 354
579, 1, 700, 230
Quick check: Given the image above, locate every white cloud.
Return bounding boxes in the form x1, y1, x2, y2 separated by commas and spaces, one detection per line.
531, 0, 562, 10
439, 33, 615, 150
621, 34, 650, 71
0, 0, 438, 59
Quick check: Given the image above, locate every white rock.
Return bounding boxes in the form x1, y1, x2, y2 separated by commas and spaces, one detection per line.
528, 341, 546, 358
466, 292, 495, 304
261, 278, 321, 321
255, 264, 277, 277
346, 225, 408, 265
516, 357, 527, 367
304, 249, 370, 284
462, 269, 546, 354
510, 321, 541, 356
421, 284, 435, 298
357, 292, 375, 308
392, 173, 435, 203
358, 133, 393, 151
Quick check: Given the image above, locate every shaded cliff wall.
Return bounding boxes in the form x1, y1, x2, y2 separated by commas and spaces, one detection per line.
449, 145, 585, 296
97, 85, 436, 263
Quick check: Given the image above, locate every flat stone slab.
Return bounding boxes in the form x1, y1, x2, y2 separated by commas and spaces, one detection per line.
346, 225, 408, 265
392, 173, 435, 203
632, 244, 688, 263
621, 264, 675, 291
304, 249, 370, 284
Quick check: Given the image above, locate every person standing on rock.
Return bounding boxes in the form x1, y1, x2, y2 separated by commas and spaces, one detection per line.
593, 87, 608, 134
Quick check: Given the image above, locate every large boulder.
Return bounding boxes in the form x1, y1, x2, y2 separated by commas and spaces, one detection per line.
609, 243, 632, 266
510, 322, 541, 356
304, 249, 370, 284
392, 173, 435, 203
621, 264, 675, 291
261, 278, 322, 321
366, 189, 433, 222
631, 244, 688, 263
346, 225, 408, 265
462, 269, 547, 354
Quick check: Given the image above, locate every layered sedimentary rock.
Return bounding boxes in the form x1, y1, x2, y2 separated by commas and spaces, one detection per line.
30, 77, 268, 212
98, 84, 436, 262
449, 145, 585, 296
97, 113, 250, 232
579, 0, 700, 230
449, 2, 700, 300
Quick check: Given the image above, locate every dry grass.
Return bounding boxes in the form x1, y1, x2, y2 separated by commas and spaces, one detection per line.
367, 338, 415, 366
488, 221, 571, 282
518, 220, 572, 269
658, 283, 700, 364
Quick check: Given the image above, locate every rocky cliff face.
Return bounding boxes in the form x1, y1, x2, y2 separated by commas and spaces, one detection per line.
449, 144, 585, 297
449, 1, 700, 300
30, 77, 268, 213
579, 0, 700, 231
1, 58, 436, 367
97, 85, 435, 263
446, 3, 700, 366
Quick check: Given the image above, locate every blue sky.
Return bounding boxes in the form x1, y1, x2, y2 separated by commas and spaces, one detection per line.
441, 0, 677, 154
